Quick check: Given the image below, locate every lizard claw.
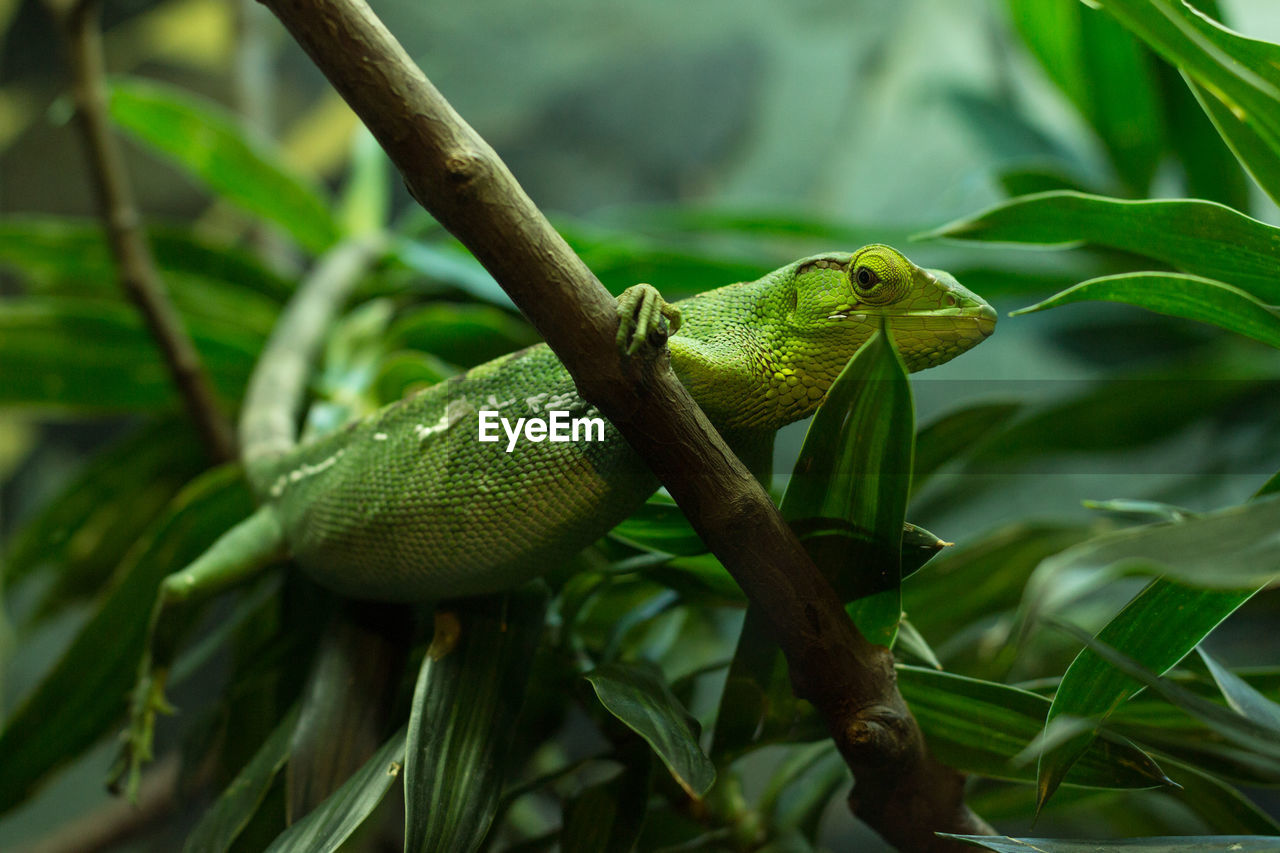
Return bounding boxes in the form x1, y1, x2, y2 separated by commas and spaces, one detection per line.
107, 668, 174, 801
616, 283, 681, 357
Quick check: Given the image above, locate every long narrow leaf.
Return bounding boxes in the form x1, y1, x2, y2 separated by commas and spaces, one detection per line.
107, 78, 339, 253
931, 192, 1280, 303
404, 587, 548, 852
0, 468, 254, 815
1036, 579, 1255, 811
944, 835, 1280, 852
1012, 273, 1280, 351
264, 727, 407, 853
586, 661, 715, 799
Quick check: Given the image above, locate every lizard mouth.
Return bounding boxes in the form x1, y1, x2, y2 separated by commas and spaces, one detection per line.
826, 305, 997, 338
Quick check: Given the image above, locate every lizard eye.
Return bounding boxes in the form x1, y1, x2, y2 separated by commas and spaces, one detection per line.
854, 266, 880, 290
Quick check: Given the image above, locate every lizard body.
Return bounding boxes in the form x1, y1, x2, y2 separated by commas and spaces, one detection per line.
112, 243, 995, 793
251, 246, 994, 600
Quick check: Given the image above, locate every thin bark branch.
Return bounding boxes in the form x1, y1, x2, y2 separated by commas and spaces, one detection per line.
48, 0, 237, 463
256, 0, 992, 847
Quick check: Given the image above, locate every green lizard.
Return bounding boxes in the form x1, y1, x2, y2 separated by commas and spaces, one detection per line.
111, 242, 995, 793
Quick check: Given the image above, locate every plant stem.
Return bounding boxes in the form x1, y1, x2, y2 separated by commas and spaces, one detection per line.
49, 0, 237, 463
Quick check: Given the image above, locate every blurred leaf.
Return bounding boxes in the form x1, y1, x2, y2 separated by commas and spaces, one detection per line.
585, 660, 716, 799
387, 303, 538, 368
559, 753, 651, 853
288, 604, 409, 822
612, 493, 708, 557
1162, 757, 1280, 834
1007, 0, 1163, 193
404, 587, 548, 853
759, 743, 847, 839
1032, 496, 1280, 589
392, 238, 514, 309
943, 835, 1280, 851
0, 218, 291, 301
932, 192, 1280, 302
1081, 499, 1196, 522
336, 127, 389, 237
1097, 0, 1280, 205
0, 299, 256, 411
372, 351, 455, 405
1058, 622, 1280, 760
185, 705, 300, 853
1013, 273, 1280, 350
0, 466, 253, 815
108, 78, 339, 253
913, 401, 1021, 493
896, 618, 943, 670
1188, 75, 1280, 208
783, 325, 914, 645
904, 523, 1091, 653
896, 665, 1171, 790
1036, 580, 1256, 811
264, 727, 406, 853
5, 417, 203, 608
1155, 54, 1250, 209
1199, 649, 1280, 730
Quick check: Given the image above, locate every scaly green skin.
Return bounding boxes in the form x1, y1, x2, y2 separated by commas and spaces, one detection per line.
262, 245, 995, 600
111, 243, 994, 797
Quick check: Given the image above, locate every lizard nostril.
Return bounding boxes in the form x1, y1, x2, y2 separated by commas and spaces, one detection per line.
944, 293, 958, 307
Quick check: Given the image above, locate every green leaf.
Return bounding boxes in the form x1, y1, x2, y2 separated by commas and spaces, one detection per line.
0, 218, 291, 301
1036, 580, 1256, 811
0, 299, 257, 411
264, 727, 406, 853
184, 705, 300, 853
1012, 273, 1280, 350
559, 752, 651, 853
1006, 0, 1163, 193
1189, 75, 1280, 207
387, 303, 538, 369
392, 238, 515, 309
0, 466, 254, 815
404, 587, 549, 853
913, 401, 1020, 493
1058, 622, 1280, 760
336, 127, 389, 237
612, 493, 708, 557
4, 417, 203, 604
1199, 649, 1280, 730
1157, 59, 1250, 210
896, 666, 1171, 790
1096, 0, 1280, 204
288, 604, 409, 822
782, 325, 914, 645
1032, 495, 1280, 589
931, 192, 1280, 303
107, 78, 339, 253
1162, 758, 1280, 835
943, 835, 1280, 851
585, 660, 716, 799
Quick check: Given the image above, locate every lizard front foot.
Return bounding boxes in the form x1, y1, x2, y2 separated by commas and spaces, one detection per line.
616, 283, 681, 356
107, 665, 174, 801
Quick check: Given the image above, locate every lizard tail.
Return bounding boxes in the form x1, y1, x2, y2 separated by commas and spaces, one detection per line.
240, 235, 384, 497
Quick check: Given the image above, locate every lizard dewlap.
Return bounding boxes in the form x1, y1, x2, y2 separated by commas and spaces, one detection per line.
257, 244, 995, 601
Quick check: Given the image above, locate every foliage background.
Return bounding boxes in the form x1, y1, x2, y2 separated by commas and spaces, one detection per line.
3, 0, 1280, 850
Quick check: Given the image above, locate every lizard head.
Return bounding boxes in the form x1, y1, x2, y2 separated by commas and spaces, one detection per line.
787, 243, 996, 374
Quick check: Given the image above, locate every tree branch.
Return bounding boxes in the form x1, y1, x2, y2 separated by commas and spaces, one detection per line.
48, 0, 237, 463
255, 0, 991, 847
